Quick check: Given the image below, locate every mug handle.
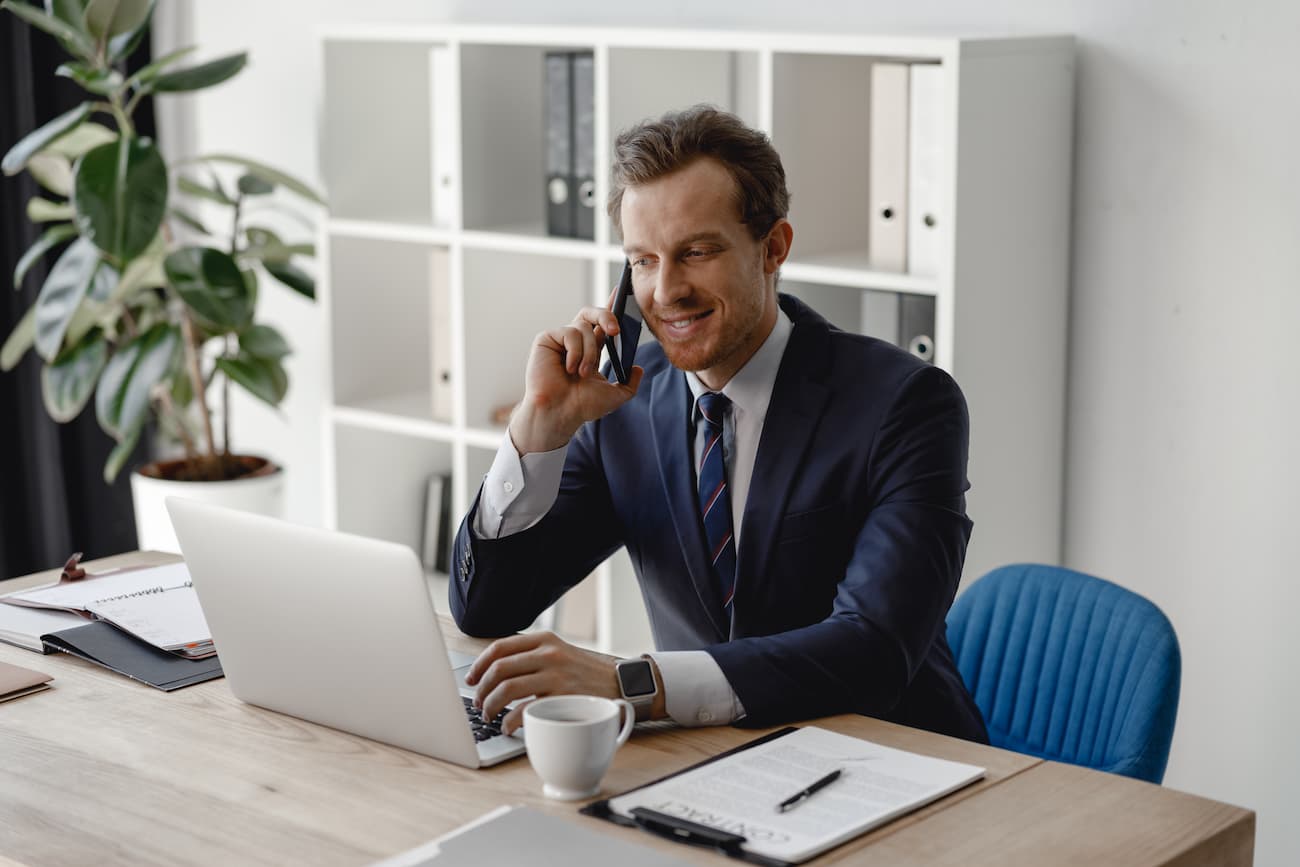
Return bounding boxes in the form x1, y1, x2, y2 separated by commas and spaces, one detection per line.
613, 698, 636, 747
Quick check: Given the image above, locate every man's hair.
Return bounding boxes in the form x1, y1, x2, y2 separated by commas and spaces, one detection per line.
608, 105, 790, 241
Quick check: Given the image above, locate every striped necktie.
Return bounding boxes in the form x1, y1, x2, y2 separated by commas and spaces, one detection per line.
696, 391, 737, 617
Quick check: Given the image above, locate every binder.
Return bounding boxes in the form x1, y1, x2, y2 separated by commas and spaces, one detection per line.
420, 472, 453, 575
44, 621, 224, 691
859, 289, 900, 346
543, 51, 595, 240
898, 293, 936, 363
430, 44, 456, 229
572, 51, 596, 240
430, 247, 453, 422
868, 62, 910, 272
544, 51, 575, 237
907, 63, 943, 278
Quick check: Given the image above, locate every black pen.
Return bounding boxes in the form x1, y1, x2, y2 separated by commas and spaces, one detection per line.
776, 768, 842, 813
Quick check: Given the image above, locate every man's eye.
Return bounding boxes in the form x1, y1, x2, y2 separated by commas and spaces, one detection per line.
631, 257, 651, 268
684, 248, 715, 259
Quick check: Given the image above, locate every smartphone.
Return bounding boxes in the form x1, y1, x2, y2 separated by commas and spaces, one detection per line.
604, 260, 642, 385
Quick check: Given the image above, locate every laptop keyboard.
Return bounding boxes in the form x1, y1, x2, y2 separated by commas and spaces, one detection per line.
462, 696, 507, 742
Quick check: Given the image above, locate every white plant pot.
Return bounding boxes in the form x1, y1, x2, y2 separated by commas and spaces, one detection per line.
130, 457, 285, 553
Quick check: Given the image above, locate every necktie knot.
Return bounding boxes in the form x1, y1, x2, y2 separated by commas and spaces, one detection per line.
697, 392, 731, 431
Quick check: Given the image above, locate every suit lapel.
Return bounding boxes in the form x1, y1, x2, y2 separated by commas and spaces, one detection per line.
735, 316, 832, 622
650, 368, 730, 641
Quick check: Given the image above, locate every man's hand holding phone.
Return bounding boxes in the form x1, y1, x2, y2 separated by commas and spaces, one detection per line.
508, 262, 643, 456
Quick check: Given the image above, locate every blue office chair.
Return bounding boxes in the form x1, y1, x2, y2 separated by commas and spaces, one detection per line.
946, 563, 1180, 784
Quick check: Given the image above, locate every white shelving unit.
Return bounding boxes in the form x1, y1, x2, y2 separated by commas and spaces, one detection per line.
318, 25, 1074, 659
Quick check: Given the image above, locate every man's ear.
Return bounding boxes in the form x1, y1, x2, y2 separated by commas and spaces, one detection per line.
763, 219, 794, 274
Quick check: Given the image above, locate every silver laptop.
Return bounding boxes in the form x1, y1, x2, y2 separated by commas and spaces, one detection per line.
166, 497, 526, 768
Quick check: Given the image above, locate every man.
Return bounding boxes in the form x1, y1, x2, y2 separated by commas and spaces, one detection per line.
451, 106, 987, 744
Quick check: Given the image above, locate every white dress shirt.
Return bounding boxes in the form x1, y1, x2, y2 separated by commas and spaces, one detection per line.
472, 309, 794, 726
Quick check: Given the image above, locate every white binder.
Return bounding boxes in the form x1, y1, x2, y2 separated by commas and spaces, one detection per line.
430, 44, 456, 229
430, 247, 453, 422
868, 62, 910, 273
907, 63, 944, 278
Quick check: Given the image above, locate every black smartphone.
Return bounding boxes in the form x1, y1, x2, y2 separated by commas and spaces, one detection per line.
604, 260, 642, 385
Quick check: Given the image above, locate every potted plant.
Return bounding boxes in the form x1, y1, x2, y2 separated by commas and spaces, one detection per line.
1, 0, 323, 549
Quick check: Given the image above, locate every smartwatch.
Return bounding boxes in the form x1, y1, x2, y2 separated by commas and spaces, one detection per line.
615, 656, 658, 721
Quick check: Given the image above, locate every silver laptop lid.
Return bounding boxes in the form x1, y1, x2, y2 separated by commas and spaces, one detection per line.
167, 497, 490, 768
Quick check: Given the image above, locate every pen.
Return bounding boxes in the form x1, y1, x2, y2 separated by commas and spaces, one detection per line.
776, 768, 842, 813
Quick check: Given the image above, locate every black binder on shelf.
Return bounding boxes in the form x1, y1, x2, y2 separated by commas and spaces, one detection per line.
543, 50, 595, 240
898, 293, 936, 363
572, 51, 596, 239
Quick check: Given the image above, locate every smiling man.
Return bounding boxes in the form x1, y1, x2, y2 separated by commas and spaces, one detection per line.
450, 106, 987, 744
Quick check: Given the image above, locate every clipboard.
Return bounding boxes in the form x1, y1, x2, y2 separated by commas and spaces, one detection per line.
581, 727, 799, 867
581, 724, 985, 866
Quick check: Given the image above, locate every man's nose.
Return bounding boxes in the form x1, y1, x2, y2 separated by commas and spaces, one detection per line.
653, 259, 692, 308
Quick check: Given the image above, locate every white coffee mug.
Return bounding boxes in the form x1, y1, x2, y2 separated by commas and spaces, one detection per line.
523, 695, 636, 800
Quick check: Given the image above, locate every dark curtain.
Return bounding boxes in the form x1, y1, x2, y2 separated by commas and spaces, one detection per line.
0, 14, 156, 580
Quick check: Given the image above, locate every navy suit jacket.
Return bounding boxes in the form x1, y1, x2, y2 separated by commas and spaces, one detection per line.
451, 294, 988, 742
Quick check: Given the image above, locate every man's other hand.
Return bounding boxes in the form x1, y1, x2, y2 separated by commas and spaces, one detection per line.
466, 631, 620, 735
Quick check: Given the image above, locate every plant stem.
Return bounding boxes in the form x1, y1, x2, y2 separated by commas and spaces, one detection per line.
222, 335, 232, 455
156, 386, 199, 462
179, 310, 216, 460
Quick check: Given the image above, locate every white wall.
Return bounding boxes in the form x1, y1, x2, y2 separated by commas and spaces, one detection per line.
171, 1, 1299, 863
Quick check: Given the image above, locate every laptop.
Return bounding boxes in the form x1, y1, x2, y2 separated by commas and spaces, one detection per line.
166, 497, 526, 768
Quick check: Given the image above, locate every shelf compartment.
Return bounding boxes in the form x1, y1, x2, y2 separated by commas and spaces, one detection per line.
782, 278, 937, 362
322, 40, 439, 225
332, 423, 453, 554
461, 248, 592, 429
460, 42, 593, 238
329, 235, 446, 418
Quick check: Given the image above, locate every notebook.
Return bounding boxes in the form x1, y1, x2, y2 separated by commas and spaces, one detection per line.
166, 497, 526, 768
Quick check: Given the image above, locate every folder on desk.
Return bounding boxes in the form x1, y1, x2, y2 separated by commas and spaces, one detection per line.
584, 726, 984, 865
372, 805, 692, 866
43, 621, 223, 691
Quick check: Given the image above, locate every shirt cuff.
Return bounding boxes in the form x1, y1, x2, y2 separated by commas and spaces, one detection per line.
647, 650, 745, 726
472, 432, 568, 539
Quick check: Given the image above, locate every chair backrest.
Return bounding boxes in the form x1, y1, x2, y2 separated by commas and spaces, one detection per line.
947, 564, 1180, 784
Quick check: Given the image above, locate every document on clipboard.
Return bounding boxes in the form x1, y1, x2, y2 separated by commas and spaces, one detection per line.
584, 726, 985, 865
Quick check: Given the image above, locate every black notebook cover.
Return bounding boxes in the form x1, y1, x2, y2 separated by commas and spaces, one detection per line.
42, 621, 223, 691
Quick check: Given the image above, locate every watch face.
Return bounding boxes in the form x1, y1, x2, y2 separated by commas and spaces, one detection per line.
619, 660, 656, 698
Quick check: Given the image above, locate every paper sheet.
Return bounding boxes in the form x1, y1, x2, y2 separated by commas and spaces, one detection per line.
607, 726, 985, 863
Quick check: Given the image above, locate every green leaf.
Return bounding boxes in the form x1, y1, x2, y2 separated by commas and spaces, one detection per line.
169, 207, 209, 235
103, 419, 141, 482
2, 102, 93, 176
124, 44, 195, 89
94, 321, 177, 438
264, 261, 314, 300
42, 328, 108, 422
104, 0, 152, 61
176, 174, 233, 206
55, 61, 123, 95
26, 151, 73, 196
164, 246, 252, 330
28, 197, 75, 222
1, 306, 37, 371
197, 154, 324, 205
45, 0, 90, 31
34, 237, 100, 361
239, 324, 291, 360
43, 121, 115, 160
14, 223, 78, 288
151, 52, 247, 93
64, 295, 106, 346
2, 0, 95, 57
236, 173, 273, 196
83, 0, 151, 41
73, 136, 168, 261
107, 234, 164, 304
216, 353, 287, 408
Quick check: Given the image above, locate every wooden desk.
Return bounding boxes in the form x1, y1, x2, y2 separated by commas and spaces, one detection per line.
0, 553, 1253, 867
